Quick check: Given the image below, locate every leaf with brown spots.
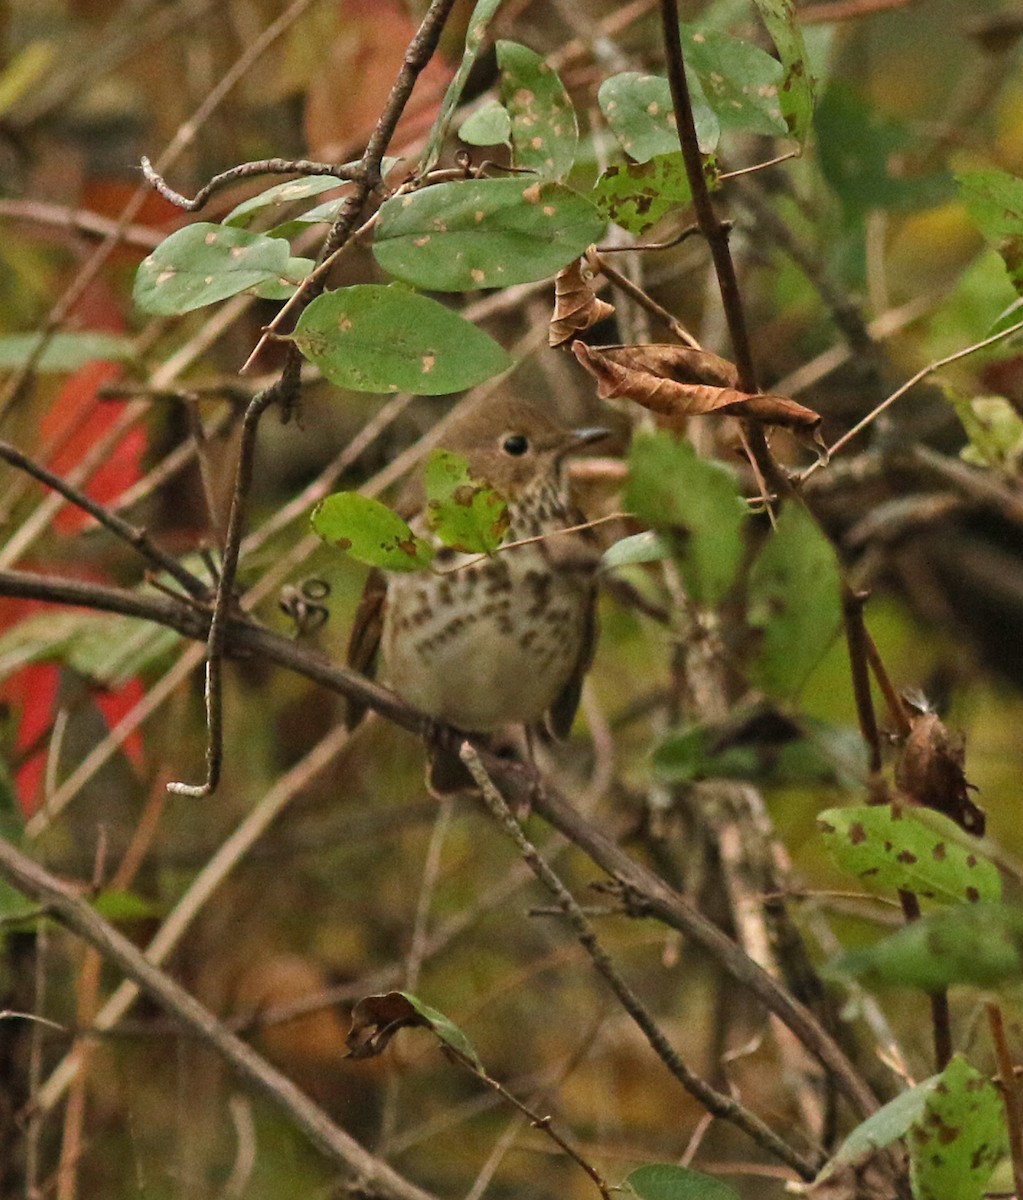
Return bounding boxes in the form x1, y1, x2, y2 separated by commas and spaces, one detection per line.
571, 340, 826, 455
909, 1055, 1006, 1200
497, 41, 578, 181
548, 258, 615, 347
817, 804, 1000, 905
895, 708, 985, 835
424, 449, 510, 554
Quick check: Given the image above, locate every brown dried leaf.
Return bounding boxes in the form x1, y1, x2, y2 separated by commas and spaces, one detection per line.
572, 341, 827, 457
548, 258, 615, 347
895, 710, 985, 835
345, 992, 422, 1059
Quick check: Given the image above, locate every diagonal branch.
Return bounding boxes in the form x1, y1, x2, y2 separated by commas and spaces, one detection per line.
0, 835, 437, 1200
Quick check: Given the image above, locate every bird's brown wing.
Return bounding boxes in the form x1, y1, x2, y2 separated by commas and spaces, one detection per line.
345, 568, 387, 730
547, 582, 599, 740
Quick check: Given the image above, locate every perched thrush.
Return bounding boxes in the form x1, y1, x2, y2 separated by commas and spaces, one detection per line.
346, 395, 608, 788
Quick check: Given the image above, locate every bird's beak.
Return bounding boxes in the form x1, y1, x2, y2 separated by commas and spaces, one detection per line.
568, 425, 613, 452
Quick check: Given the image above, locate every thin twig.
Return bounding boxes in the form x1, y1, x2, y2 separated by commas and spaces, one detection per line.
173, 0, 463, 795
0, 0, 320, 418
459, 743, 823, 1181
803, 316, 1023, 480
140, 155, 361, 213
0, 836, 437, 1200
657, 0, 789, 500
447, 1045, 613, 1200
841, 585, 884, 779
898, 891, 952, 1071
987, 1001, 1023, 1200
588, 248, 700, 345
34, 721, 351, 1114
0, 563, 883, 1126
0, 440, 208, 599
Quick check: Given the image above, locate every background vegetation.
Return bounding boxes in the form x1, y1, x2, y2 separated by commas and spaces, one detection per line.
1, 0, 1023, 1197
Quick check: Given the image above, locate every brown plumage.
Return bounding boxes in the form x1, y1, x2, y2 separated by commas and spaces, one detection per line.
346, 395, 607, 788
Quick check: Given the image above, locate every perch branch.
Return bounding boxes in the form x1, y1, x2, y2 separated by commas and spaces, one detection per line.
0, 836, 437, 1200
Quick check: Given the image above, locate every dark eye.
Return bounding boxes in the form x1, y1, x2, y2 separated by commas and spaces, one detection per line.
501, 434, 529, 456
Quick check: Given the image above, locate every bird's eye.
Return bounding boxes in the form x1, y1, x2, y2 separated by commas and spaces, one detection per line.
501, 433, 529, 456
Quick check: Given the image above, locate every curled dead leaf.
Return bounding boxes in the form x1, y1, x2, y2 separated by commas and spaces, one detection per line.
894, 709, 984, 835
345, 992, 422, 1059
572, 341, 827, 459
549, 258, 615, 348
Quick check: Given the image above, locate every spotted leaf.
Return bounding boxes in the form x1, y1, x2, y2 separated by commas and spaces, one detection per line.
374, 178, 605, 291
817, 804, 1000, 905
290, 285, 512, 395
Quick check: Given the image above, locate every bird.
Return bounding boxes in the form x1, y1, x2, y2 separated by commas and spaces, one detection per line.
345, 394, 609, 790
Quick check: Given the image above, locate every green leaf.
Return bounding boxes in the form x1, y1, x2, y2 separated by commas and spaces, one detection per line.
250, 255, 315, 300
948, 392, 1023, 471
311, 493, 434, 572
496, 41, 577, 180
424, 450, 509, 554
0, 610, 180, 687
373, 178, 605, 291
828, 902, 1023, 990
0, 332, 137, 371
816, 1075, 942, 1184
593, 153, 697, 235
654, 718, 861, 788
458, 100, 512, 147
751, 0, 815, 141
624, 433, 746, 606
958, 169, 1023, 294
682, 24, 789, 138
601, 530, 672, 569
397, 991, 483, 1070
598, 73, 718, 161
625, 1163, 741, 1200
222, 175, 347, 226
818, 805, 1001, 905
134, 223, 294, 315
290, 285, 513, 395
748, 503, 841, 697
816, 87, 953, 218
422, 0, 504, 173
909, 1056, 1007, 1200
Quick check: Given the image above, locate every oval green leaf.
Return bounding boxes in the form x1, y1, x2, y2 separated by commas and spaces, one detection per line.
422, 0, 504, 173
599, 73, 718, 161
626, 1163, 741, 1200
682, 24, 789, 138
816, 1074, 941, 1186
459, 100, 512, 147
601, 530, 672, 569
397, 991, 483, 1070
134, 223, 293, 315
818, 804, 1000, 905
958, 168, 1023, 294
373, 178, 605, 292
311, 492, 433, 572
424, 450, 509, 554
291, 285, 513, 395
828, 902, 1023, 991
624, 433, 746, 607
752, 0, 815, 142
497, 40, 578, 180
222, 175, 347, 226
748, 503, 842, 697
